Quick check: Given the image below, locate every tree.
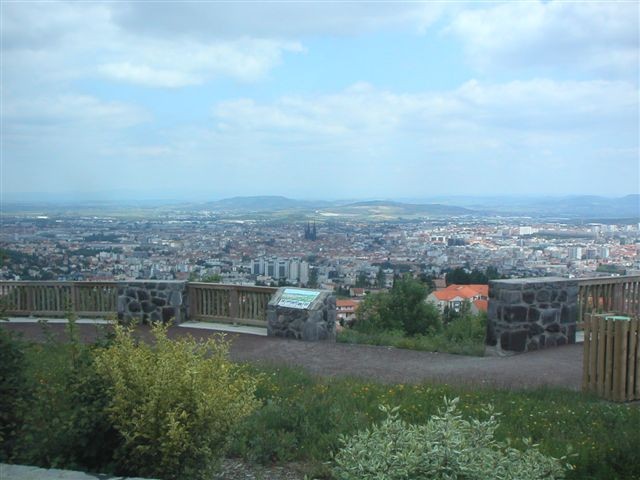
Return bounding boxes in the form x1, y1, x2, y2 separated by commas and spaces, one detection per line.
308, 267, 319, 288
376, 267, 385, 288
355, 272, 369, 288
355, 276, 441, 336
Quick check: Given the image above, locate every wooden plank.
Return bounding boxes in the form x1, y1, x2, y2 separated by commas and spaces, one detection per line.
627, 318, 638, 401
604, 318, 614, 400
195, 314, 267, 327
613, 320, 628, 402
596, 316, 606, 395
582, 314, 592, 391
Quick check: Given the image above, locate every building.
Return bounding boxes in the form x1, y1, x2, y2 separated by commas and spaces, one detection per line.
336, 299, 360, 325
426, 284, 489, 314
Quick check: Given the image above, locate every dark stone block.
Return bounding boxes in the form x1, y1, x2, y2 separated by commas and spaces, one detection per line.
539, 335, 546, 347
138, 290, 150, 301
158, 283, 167, 290
541, 309, 558, 324
162, 306, 175, 323
485, 320, 497, 346
150, 311, 161, 322
527, 339, 539, 351
142, 301, 155, 313
152, 297, 166, 307
129, 301, 141, 313
550, 290, 558, 301
504, 306, 528, 323
126, 288, 137, 298
561, 305, 577, 324
528, 308, 541, 322
566, 325, 576, 343
546, 336, 558, 347
503, 330, 529, 352
530, 322, 544, 336
523, 291, 535, 304
536, 289, 550, 302
117, 288, 124, 296
557, 290, 567, 302
545, 322, 560, 333
501, 290, 522, 303
145, 282, 157, 290
557, 336, 567, 346
142, 313, 149, 323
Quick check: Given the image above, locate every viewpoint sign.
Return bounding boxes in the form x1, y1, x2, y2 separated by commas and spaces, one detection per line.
277, 288, 321, 309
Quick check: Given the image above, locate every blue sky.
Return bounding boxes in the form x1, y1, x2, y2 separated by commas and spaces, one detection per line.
2, 1, 639, 201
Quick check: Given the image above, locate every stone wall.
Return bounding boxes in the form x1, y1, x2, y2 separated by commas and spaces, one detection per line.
267, 289, 336, 341
487, 277, 578, 353
117, 281, 187, 324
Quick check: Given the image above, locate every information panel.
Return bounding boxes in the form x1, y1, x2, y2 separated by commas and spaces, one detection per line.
277, 288, 321, 309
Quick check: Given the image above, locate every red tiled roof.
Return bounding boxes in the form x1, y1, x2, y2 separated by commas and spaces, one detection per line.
434, 284, 488, 301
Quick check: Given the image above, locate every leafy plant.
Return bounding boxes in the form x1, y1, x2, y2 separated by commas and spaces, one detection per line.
94, 323, 260, 480
0, 327, 27, 461
333, 398, 571, 480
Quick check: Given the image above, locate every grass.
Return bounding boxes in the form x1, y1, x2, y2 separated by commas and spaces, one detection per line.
229, 364, 640, 480
337, 328, 486, 356
5, 328, 640, 480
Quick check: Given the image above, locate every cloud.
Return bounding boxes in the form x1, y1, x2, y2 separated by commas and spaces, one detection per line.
212, 79, 638, 143
110, 2, 445, 39
448, 1, 639, 77
1, 2, 304, 88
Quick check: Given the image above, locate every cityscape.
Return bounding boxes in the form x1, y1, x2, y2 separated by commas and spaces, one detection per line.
2, 195, 638, 287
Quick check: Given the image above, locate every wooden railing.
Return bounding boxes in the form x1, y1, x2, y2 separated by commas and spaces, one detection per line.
577, 276, 640, 323
187, 283, 277, 326
0, 281, 118, 317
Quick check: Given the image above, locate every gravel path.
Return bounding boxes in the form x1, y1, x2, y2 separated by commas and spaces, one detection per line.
1, 321, 583, 390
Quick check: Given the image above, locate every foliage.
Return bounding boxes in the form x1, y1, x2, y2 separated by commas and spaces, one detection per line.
229, 366, 639, 480
94, 323, 260, 480
12, 322, 118, 471
445, 266, 502, 286
201, 273, 222, 283
355, 276, 441, 336
332, 398, 570, 480
0, 328, 27, 461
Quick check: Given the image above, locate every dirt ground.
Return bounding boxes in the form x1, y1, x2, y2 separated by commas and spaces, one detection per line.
1, 322, 583, 390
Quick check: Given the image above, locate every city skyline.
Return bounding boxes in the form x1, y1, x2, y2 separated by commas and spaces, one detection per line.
2, 1, 639, 200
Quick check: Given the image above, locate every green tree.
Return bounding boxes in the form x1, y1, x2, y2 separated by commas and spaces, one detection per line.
355, 276, 441, 336
355, 272, 369, 288
308, 267, 319, 288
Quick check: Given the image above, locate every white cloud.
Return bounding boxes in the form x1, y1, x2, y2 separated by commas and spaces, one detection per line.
448, 1, 639, 77
2, 2, 304, 88
212, 79, 638, 142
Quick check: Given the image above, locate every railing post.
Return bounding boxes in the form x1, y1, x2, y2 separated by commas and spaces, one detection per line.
229, 286, 239, 321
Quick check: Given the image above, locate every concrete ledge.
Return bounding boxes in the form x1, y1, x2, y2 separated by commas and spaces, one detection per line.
0, 463, 155, 480
179, 321, 267, 336
3, 318, 112, 325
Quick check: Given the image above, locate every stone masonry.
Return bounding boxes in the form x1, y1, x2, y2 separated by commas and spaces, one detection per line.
267, 289, 336, 341
117, 281, 187, 324
487, 277, 578, 353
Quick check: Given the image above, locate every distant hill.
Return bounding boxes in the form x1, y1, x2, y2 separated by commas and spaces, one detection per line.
201, 196, 475, 218
329, 201, 473, 217
203, 196, 332, 212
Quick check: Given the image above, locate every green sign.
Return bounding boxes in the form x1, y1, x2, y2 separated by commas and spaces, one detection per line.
278, 288, 321, 309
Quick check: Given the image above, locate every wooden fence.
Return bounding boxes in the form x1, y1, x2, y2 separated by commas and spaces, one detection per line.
578, 276, 640, 322
0, 281, 118, 317
582, 313, 640, 402
187, 283, 276, 326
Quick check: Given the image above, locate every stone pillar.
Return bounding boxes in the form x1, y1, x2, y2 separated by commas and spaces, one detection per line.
267, 288, 336, 341
487, 277, 578, 353
117, 281, 188, 325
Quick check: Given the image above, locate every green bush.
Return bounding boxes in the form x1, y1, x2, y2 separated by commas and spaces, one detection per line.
13, 328, 118, 471
355, 276, 441, 335
333, 398, 571, 480
0, 327, 27, 461
94, 323, 260, 480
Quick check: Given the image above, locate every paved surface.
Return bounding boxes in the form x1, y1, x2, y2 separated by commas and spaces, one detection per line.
0, 463, 153, 480
1, 321, 583, 390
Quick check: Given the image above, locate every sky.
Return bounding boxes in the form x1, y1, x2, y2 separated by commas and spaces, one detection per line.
1, 1, 639, 202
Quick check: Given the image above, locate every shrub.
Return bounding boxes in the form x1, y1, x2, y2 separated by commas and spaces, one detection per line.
94, 323, 259, 480
13, 325, 118, 471
355, 276, 441, 335
333, 398, 571, 480
0, 327, 27, 461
